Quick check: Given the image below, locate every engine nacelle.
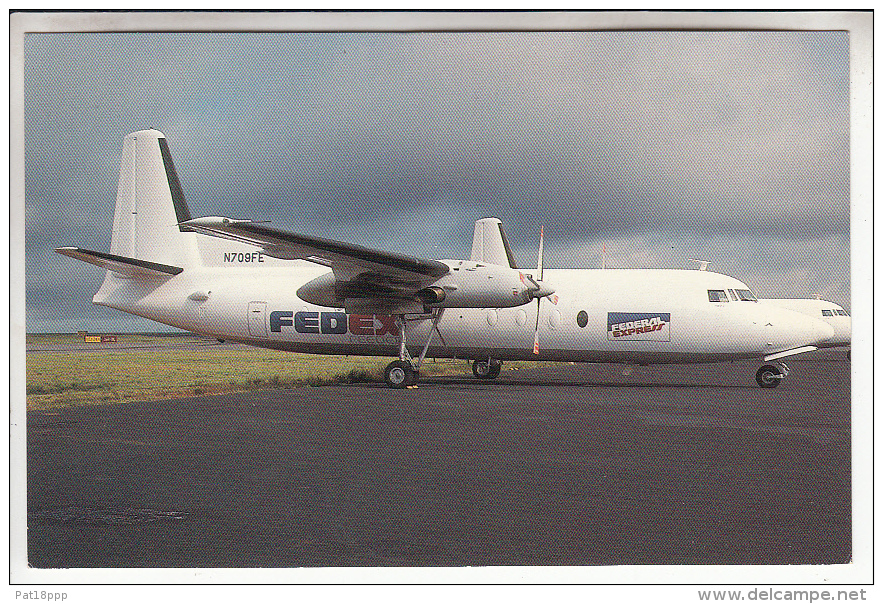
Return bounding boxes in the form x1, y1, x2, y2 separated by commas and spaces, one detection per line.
416, 286, 446, 305
296, 272, 338, 307
296, 261, 550, 311
427, 260, 541, 309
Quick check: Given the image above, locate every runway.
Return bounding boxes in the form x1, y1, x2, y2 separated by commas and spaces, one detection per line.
26, 351, 850, 567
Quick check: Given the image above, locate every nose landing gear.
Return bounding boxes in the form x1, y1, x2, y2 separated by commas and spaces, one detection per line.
756, 362, 789, 388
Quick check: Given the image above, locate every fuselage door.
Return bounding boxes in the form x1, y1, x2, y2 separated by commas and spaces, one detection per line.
248, 301, 268, 338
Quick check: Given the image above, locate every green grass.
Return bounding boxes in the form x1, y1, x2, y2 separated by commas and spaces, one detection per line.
26, 334, 544, 410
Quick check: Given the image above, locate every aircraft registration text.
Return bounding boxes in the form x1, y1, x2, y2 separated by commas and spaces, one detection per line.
224, 252, 265, 263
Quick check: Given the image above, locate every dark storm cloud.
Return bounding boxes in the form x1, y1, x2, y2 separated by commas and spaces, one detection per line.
24, 30, 851, 331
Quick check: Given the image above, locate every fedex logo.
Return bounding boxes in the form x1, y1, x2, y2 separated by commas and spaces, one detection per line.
270, 311, 398, 336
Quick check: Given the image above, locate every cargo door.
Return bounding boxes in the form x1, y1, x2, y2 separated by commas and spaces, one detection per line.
248, 301, 268, 338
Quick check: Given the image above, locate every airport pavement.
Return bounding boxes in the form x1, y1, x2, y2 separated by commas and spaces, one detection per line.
26, 353, 850, 568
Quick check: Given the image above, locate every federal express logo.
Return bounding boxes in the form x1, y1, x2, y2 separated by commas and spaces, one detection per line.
607, 312, 670, 342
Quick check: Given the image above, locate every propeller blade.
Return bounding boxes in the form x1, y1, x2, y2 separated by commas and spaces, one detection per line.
533, 225, 546, 355
524, 226, 555, 300
533, 297, 541, 355
537, 225, 544, 282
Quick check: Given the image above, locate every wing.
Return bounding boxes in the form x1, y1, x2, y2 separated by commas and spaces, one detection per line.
180, 216, 450, 289
56, 247, 183, 277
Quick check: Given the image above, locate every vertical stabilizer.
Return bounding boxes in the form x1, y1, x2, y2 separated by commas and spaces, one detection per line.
470, 217, 516, 269
109, 129, 199, 268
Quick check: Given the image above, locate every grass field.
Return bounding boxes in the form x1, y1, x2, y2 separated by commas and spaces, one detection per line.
25, 334, 543, 410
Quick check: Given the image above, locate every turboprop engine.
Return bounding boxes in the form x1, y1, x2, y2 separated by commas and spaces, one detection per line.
296, 260, 553, 311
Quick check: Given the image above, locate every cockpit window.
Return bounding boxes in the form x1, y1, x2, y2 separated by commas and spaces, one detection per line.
734, 289, 757, 302
708, 290, 729, 302
836, 309, 848, 316
821, 309, 834, 317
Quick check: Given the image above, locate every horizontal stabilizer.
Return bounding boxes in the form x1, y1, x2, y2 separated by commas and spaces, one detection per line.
55, 247, 183, 277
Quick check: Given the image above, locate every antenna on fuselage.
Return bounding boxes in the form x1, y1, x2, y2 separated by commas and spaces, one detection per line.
689, 259, 710, 271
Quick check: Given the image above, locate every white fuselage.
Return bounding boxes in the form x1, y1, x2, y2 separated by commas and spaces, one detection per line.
93, 262, 838, 365
63, 130, 846, 375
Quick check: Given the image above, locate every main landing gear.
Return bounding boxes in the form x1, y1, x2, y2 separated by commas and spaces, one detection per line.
755, 362, 789, 388
382, 309, 445, 389
380, 310, 507, 388
384, 360, 418, 388
472, 358, 502, 380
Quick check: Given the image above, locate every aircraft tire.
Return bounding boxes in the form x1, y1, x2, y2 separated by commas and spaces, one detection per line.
755, 365, 782, 388
385, 361, 415, 389
472, 359, 502, 380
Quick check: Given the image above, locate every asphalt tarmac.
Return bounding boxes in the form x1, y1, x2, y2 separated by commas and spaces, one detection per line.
26, 351, 850, 568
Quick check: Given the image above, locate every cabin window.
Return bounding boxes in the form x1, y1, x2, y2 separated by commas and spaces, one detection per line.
577, 310, 588, 328
822, 309, 834, 317
708, 290, 729, 302
734, 289, 757, 302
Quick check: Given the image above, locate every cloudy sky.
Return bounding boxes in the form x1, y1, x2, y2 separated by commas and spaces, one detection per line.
23, 25, 852, 333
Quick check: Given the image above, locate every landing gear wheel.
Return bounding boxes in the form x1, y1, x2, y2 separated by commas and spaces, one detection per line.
756, 365, 783, 388
385, 361, 416, 389
472, 359, 502, 380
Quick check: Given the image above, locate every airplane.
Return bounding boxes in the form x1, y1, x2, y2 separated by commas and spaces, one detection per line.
56, 130, 849, 389
758, 298, 851, 351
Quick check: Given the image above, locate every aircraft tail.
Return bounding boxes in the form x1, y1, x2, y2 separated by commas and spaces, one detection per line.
107, 129, 200, 269
470, 217, 516, 269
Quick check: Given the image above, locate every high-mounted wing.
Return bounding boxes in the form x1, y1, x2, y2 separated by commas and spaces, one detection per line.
180, 216, 450, 284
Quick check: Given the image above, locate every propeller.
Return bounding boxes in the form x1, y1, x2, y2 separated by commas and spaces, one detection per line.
528, 226, 555, 355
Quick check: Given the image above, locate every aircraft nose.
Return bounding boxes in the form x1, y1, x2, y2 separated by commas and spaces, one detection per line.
764, 308, 835, 351
830, 315, 851, 347
810, 317, 836, 345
